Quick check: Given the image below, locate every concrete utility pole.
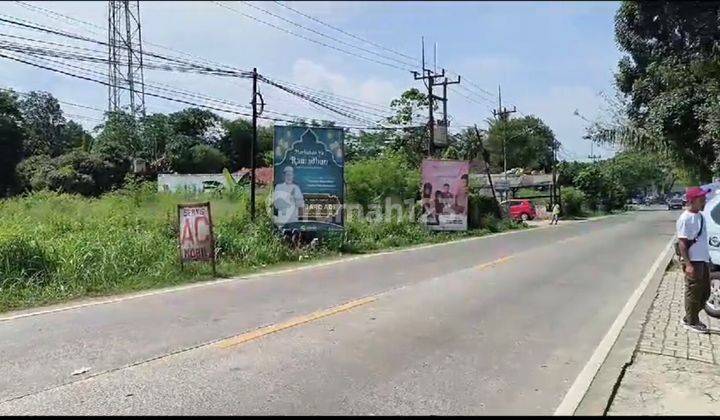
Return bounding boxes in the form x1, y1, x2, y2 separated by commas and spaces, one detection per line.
412, 38, 459, 156
492, 85, 516, 212
250, 68, 264, 221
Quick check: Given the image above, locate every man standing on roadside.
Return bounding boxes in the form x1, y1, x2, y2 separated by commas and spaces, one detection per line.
677, 187, 711, 333
550, 202, 561, 225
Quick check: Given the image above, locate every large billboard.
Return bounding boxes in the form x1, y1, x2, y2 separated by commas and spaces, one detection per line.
273, 125, 344, 231
420, 159, 470, 231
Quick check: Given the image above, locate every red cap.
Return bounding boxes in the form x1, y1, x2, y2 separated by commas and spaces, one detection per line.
686, 187, 709, 202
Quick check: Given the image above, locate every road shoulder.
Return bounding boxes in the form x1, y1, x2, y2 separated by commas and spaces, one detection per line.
573, 239, 675, 415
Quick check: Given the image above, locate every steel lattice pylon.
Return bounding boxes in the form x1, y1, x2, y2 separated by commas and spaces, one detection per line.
107, 0, 146, 117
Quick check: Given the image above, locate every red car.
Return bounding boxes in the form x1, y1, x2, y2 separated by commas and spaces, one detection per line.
503, 199, 537, 221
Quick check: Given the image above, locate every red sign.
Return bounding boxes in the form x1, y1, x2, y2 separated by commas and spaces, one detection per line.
177, 203, 216, 270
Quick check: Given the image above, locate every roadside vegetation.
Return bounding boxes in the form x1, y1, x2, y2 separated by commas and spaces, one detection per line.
0, 179, 524, 312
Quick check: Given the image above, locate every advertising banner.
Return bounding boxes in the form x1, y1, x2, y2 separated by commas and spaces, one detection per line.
420, 159, 470, 231
178, 202, 216, 273
273, 125, 344, 231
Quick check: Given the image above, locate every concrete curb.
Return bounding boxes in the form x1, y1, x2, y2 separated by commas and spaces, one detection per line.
572, 239, 676, 415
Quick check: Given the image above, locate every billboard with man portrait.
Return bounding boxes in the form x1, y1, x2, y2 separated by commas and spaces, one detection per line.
272, 125, 344, 231
420, 159, 470, 231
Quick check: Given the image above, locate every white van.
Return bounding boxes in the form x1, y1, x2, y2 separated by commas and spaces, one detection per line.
701, 183, 720, 316
707, 195, 720, 267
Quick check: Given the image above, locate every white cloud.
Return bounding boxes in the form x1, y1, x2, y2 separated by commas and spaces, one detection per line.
290, 58, 401, 111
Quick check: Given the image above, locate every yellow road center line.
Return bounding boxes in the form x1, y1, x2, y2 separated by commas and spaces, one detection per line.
218, 254, 512, 350
475, 255, 514, 270
216, 296, 377, 349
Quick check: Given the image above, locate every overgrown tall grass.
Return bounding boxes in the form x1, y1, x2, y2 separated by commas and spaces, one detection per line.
0, 182, 526, 312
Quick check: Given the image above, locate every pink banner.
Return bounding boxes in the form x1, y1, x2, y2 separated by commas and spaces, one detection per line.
420, 159, 469, 231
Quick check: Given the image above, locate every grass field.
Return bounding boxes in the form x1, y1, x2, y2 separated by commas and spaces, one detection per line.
0, 183, 526, 313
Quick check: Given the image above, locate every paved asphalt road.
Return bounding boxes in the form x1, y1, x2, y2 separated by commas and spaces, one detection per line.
0, 208, 677, 415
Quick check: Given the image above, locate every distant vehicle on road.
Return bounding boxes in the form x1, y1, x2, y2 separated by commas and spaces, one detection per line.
501, 199, 536, 221
667, 197, 684, 210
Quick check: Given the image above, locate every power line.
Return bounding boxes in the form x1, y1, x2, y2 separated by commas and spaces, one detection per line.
0, 15, 253, 77
0, 8, 424, 129
272, 0, 419, 63
211, 1, 414, 73
1, 35, 394, 128
0, 52, 410, 130
7, 3, 416, 124
12, 1, 509, 114
12, 0, 252, 75
237, 1, 416, 69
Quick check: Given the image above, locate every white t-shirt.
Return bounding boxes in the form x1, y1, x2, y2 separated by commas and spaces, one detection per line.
273, 182, 305, 223
676, 210, 709, 262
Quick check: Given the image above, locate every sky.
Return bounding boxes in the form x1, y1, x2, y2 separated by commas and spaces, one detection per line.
0, 1, 624, 162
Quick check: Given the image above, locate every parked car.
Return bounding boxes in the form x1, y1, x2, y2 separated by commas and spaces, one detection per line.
501, 199, 537, 221
667, 197, 684, 210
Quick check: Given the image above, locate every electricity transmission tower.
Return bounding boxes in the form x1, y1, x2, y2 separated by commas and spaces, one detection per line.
107, 0, 146, 117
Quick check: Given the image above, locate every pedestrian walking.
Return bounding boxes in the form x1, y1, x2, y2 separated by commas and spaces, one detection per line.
550, 203, 561, 225
676, 186, 711, 333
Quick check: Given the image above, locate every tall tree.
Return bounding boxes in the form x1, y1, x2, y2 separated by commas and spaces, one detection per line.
18, 91, 68, 157
612, 1, 720, 182
485, 115, 556, 173
169, 107, 226, 146
59, 120, 93, 153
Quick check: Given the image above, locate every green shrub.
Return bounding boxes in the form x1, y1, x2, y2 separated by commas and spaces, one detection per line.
561, 187, 586, 217
346, 152, 420, 210
468, 194, 501, 229
0, 233, 57, 289
15, 150, 127, 197
344, 218, 430, 252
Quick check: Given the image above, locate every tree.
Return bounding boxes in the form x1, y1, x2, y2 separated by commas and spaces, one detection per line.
59, 120, 93, 153
557, 160, 591, 187
186, 144, 229, 173
345, 130, 389, 161
574, 164, 621, 211
92, 111, 139, 158
387, 88, 431, 126
218, 118, 252, 170
485, 115, 556, 172
0, 90, 25, 196
442, 127, 486, 162
91, 111, 137, 186
384, 88, 436, 165
139, 113, 174, 161
604, 151, 669, 197
612, 1, 720, 182
169, 107, 225, 146
345, 151, 420, 210
18, 91, 68, 157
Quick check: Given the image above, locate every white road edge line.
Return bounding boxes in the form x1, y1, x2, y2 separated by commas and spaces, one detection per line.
553, 237, 674, 416
0, 223, 560, 323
